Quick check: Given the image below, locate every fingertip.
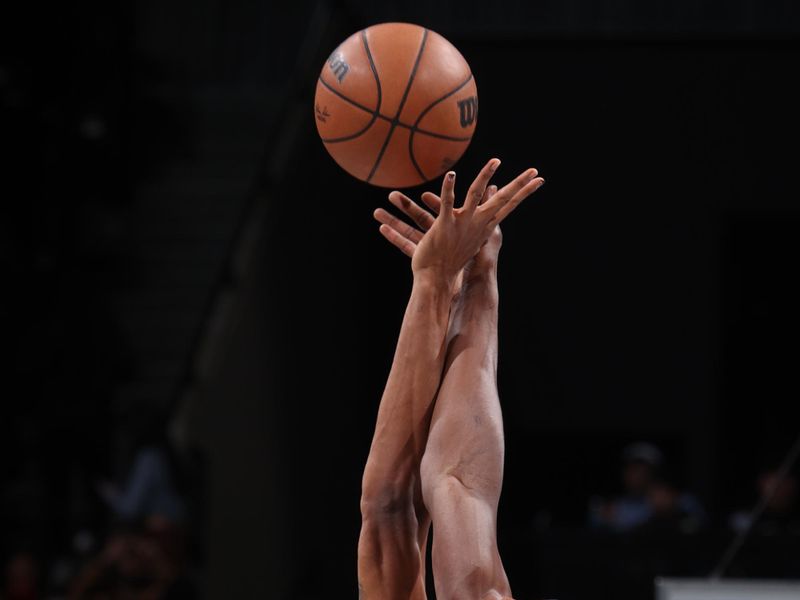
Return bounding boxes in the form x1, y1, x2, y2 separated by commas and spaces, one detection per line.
489, 158, 501, 172
522, 177, 545, 195
441, 172, 456, 209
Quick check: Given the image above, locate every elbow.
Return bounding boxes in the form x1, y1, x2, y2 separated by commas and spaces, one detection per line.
360, 470, 416, 522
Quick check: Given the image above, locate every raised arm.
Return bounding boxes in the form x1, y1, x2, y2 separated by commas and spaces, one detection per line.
358, 159, 544, 600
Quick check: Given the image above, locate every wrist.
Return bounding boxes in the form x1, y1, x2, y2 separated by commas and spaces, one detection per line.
412, 268, 457, 295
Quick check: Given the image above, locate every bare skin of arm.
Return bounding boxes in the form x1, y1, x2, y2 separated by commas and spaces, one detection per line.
359, 160, 544, 600
373, 175, 541, 600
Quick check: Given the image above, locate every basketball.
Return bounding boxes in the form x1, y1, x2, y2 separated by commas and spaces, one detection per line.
314, 23, 478, 188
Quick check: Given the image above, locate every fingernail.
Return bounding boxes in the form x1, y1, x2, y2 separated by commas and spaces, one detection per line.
447, 172, 455, 181
490, 159, 500, 172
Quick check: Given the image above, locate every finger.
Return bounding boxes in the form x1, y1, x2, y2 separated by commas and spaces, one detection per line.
423, 181, 491, 214
486, 177, 545, 229
482, 184, 498, 205
480, 167, 539, 217
420, 192, 442, 215
378, 224, 416, 258
373, 208, 423, 243
387, 191, 435, 232
378, 221, 418, 256
463, 158, 501, 213
439, 171, 456, 217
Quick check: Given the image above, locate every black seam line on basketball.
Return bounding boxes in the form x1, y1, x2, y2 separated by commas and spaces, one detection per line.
319, 85, 379, 142
412, 73, 474, 130
318, 73, 471, 144
323, 120, 472, 144
317, 77, 379, 117
407, 128, 473, 183
319, 31, 382, 144
366, 28, 429, 184
408, 73, 475, 182
317, 74, 472, 141
402, 126, 472, 142
315, 82, 470, 139
361, 29, 382, 115
320, 119, 377, 143
408, 140, 427, 182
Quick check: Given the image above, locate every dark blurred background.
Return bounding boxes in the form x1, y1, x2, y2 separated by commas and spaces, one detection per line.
3, 1, 800, 599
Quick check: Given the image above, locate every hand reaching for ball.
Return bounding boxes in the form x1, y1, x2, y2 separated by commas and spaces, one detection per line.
376, 178, 503, 299
374, 158, 544, 285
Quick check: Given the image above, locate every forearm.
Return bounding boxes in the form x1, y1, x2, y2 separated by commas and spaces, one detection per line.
422, 268, 503, 497
446, 270, 499, 371
363, 273, 454, 496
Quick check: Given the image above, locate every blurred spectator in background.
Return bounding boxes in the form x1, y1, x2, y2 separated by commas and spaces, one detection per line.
96, 411, 186, 531
589, 441, 706, 533
68, 523, 196, 600
730, 468, 800, 536
85, 411, 197, 599
2, 552, 39, 600
97, 444, 185, 528
56, 408, 200, 600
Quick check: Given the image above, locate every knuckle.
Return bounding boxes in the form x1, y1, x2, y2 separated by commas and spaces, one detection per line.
491, 192, 507, 205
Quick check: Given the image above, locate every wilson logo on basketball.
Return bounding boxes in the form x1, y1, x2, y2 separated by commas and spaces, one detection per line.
328, 53, 350, 83
457, 96, 478, 127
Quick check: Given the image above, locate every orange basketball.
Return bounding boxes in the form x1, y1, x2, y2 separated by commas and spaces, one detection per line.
314, 22, 478, 188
